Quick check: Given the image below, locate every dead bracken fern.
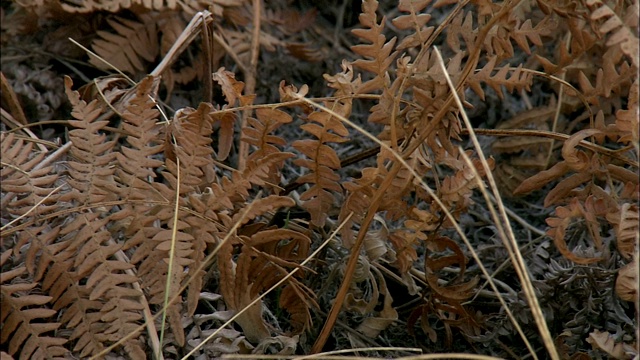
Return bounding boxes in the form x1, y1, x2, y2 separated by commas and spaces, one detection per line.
1, 0, 638, 359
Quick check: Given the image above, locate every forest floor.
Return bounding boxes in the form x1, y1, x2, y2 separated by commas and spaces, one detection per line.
1, 1, 639, 359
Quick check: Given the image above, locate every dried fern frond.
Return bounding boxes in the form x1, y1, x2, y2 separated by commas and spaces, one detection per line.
586, 0, 639, 68
469, 58, 534, 100
113, 76, 165, 202
36, 78, 150, 358
392, 0, 435, 50
292, 63, 359, 227
615, 257, 638, 303
60, 77, 118, 205
1, 249, 68, 360
0, 133, 59, 218
90, 15, 159, 75
440, 152, 495, 214
351, 0, 398, 90
164, 102, 216, 192
59, 0, 208, 14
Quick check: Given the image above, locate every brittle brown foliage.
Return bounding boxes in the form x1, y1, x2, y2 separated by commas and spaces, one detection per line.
1, 0, 638, 359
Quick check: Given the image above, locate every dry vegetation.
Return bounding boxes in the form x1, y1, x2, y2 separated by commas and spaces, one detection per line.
1, 0, 639, 359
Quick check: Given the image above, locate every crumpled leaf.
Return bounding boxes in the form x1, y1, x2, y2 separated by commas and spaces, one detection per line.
586, 329, 634, 360
615, 257, 638, 302
252, 335, 298, 355
356, 267, 398, 338
607, 203, 639, 259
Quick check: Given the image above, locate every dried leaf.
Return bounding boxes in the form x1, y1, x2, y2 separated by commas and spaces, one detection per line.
586, 329, 632, 359
615, 257, 638, 302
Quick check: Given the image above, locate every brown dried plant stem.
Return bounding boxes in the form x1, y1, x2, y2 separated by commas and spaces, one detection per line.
237, 0, 262, 171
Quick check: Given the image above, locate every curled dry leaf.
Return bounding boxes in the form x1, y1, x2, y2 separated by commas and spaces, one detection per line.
586, 329, 634, 360
615, 256, 638, 303
355, 267, 398, 338
561, 129, 602, 172
607, 203, 639, 259
546, 197, 604, 264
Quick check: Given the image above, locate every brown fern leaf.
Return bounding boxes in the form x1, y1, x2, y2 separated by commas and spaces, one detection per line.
210, 111, 235, 162
615, 257, 638, 303
240, 107, 296, 193
59, 0, 208, 13
392, 0, 435, 50
407, 235, 480, 346
388, 228, 421, 275
55, 78, 149, 356
577, 56, 635, 105
586, 0, 639, 68
216, 222, 281, 342
61, 77, 118, 205
468, 58, 533, 100
446, 11, 477, 54
10, 225, 101, 357
90, 15, 159, 74
212, 68, 256, 107
129, 220, 186, 347
63, 214, 147, 357
1, 250, 67, 360
218, 107, 296, 200
279, 284, 313, 335
512, 129, 614, 207
164, 102, 216, 193
292, 64, 359, 227
232, 195, 295, 227
246, 228, 311, 297
147, 224, 194, 346
440, 153, 495, 216
219, 152, 293, 202
425, 236, 477, 302
351, 0, 398, 87
113, 76, 165, 202
535, 14, 599, 75
510, 18, 549, 55
0, 132, 59, 217
392, 207, 444, 275
182, 187, 228, 318
244, 108, 294, 156
126, 102, 218, 346
513, 161, 570, 196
